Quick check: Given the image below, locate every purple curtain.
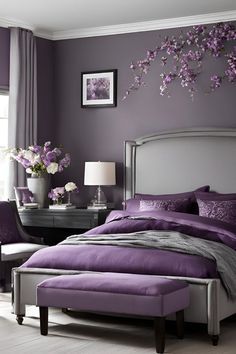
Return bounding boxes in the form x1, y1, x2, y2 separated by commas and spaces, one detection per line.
8, 28, 37, 197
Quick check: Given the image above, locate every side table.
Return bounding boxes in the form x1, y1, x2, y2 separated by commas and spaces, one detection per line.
18, 208, 111, 245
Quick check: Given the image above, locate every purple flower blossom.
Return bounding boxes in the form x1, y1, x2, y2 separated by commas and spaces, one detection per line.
52, 148, 62, 156
29, 145, 42, 154
225, 51, 236, 82
46, 151, 57, 162
161, 57, 167, 66
147, 50, 156, 61
210, 75, 222, 90
58, 153, 71, 172
130, 61, 136, 70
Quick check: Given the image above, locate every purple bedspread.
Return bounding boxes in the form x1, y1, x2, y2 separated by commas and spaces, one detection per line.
23, 244, 217, 278
21, 209, 236, 279
85, 210, 236, 250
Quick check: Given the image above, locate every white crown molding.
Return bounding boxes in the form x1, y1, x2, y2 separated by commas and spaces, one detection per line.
0, 10, 235, 41
50, 10, 236, 41
0, 15, 34, 31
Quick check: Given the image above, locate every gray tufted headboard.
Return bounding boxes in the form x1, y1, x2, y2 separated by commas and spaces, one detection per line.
124, 128, 236, 201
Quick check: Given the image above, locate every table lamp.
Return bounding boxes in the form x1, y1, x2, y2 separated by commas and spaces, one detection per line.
84, 161, 116, 208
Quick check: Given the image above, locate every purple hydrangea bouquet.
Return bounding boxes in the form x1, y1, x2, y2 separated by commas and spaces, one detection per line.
10, 142, 71, 177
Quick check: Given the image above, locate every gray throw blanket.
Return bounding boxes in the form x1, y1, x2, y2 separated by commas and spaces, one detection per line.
61, 230, 236, 299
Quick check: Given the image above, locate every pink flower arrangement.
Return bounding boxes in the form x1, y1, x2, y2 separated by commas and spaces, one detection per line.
124, 22, 236, 99
48, 187, 66, 203
10, 142, 71, 177
48, 182, 78, 204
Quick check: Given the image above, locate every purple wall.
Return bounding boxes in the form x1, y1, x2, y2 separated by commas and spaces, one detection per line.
36, 37, 54, 143
0, 27, 10, 89
52, 25, 236, 207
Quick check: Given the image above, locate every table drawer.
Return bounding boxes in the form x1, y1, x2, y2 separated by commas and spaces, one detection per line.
20, 215, 54, 228
53, 215, 94, 229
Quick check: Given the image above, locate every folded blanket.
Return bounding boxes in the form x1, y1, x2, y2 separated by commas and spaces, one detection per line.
61, 230, 236, 299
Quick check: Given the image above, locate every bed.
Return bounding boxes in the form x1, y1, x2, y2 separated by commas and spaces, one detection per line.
13, 128, 236, 344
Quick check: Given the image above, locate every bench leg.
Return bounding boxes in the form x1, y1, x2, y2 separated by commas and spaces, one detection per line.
16, 315, 24, 325
176, 310, 184, 339
211, 335, 219, 346
154, 317, 165, 354
40, 307, 48, 336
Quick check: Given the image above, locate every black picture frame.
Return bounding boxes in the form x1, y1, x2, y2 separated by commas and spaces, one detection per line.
81, 69, 117, 108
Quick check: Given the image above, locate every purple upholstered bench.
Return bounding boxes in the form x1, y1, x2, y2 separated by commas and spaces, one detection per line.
37, 273, 189, 353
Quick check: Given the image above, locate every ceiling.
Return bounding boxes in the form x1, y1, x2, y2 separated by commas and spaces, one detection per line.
0, 0, 235, 40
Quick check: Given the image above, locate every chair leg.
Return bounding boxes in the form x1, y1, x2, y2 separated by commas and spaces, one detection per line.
0, 278, 6, 292
154, 317, 165, 353
176, 310, 184, 339
39, 307, 48, 335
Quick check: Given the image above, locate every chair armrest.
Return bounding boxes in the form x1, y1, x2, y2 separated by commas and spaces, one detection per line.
17, 226, 45, 245
9, 200, 45, 245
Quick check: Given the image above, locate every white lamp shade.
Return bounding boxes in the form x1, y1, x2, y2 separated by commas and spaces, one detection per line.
84, 161, 116, 186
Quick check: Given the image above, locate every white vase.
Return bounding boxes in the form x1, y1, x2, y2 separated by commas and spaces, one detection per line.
27, 175, 50, 208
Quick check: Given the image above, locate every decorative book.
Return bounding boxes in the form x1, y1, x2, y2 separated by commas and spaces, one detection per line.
22, 203, 39, 209
49, 204, 76, 210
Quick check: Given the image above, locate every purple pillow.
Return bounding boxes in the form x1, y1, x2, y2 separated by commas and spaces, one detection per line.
124, 198, 140, 212
135, 185, 210, 201
195, 191, 236, 201
196, 192, 236, 225
125, 185, 210, 213
0, 202, 22, 244
139, 198, 190, 212
197, 200, 236, 226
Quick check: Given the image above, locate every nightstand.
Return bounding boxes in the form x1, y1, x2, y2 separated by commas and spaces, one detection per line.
18, 208, 111, 245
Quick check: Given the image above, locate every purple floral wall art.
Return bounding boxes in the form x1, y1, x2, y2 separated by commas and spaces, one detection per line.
81, 69, 117, 108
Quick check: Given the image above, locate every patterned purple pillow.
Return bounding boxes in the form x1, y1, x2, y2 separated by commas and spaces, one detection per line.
139, 198, 190, 212
125, 186, 210, 213
197, 199, 236, 225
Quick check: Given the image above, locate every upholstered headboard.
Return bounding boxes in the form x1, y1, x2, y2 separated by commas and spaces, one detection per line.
124, 128, 236, 200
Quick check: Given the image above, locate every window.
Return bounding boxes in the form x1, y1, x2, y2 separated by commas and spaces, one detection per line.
0, 92, 9, 200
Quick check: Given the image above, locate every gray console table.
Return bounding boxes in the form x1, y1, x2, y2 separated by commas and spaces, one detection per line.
18, 208, 111, 245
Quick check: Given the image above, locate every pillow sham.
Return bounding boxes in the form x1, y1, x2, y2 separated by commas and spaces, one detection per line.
195, 191, 236, 201
124, 198, 140, 212
135, 185, 210, 200
139, 198, 190, 212
125, 185, 210, 213
196, 192, 236, 226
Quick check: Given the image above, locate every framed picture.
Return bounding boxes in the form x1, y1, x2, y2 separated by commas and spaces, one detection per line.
14, 187, 34, 207
81, 69, 117, 108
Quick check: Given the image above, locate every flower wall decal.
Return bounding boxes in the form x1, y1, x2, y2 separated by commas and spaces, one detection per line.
123, 22, 236, 99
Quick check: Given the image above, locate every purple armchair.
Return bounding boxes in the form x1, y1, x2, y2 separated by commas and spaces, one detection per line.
0, 201, 47, 291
